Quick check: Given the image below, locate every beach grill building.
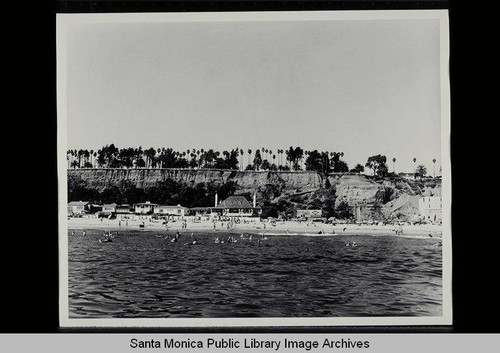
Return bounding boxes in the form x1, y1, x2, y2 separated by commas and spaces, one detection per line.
102, 203, 117, 215
154, 204, 188, 217
418, 196, 442, 222
189, 207, 212, 217
212, 194, 261, 217
68, 201, 91, 215
134, 201, 157, 215
116, 204, 133, 214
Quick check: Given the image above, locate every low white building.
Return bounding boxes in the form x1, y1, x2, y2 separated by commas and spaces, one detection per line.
134, 201, 157, 215
154, 204, 188, 217
68, 201, 90, 215
418, 196, 442, 223
102, 203, 117, 215
296, 209, 323, 220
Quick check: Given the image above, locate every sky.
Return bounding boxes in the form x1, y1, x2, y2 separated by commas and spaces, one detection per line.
62, 14, 445, 174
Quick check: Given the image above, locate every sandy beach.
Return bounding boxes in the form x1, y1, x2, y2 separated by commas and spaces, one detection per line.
66, 216, 442, 239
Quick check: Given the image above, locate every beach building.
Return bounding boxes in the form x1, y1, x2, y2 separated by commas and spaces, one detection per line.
116, 204, 133, 214
418, 196, 442, 223
68, 201, 91, 215
154, 204, 188, 217
189, 207, 212, 217
296, 209, 323, 220
211, 193, 261, 217
101, 203, 117, 215
133, 201, 157, 215
398, 172, 417, 180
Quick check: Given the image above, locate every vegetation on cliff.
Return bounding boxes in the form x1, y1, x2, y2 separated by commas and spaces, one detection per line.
68, 167, 440, 221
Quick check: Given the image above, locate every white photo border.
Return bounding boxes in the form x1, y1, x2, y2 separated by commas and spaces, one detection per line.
57, 9, 452, 328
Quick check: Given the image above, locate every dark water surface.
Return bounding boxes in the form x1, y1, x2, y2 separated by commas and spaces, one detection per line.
68, 229, 442, 318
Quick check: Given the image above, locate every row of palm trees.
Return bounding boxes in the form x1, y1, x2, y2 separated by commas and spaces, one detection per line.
66, 145, 343, 171
390, 157, 439, 178
67, 145, 439, 176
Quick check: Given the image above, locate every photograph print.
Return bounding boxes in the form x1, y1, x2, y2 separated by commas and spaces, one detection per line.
57, 10, 452, 327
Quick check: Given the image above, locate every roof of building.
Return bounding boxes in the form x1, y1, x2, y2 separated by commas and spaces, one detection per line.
103, 203, 118, 207
155, 205, 187, 209
68, 201, 90, 206
134, 202, 158, 206
217, 195, 254, 209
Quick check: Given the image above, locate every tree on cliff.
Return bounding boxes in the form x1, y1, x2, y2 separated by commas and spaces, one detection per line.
350, 164, 365, 173
118, 147, 136, 168
97, 144, 120, 168
253, 149, 262, 170
415, 164, 427, 179
285, 146, 304, 171
305, 150, 324, 173
330, 152, 349, 173
144, 148, 156, 168
365, 155, 388, 177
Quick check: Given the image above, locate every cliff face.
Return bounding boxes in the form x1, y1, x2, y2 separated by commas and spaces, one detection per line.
67, 169, 323, 194
67, 169, 441, 221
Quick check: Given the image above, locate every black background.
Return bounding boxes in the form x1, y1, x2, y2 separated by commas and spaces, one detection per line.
2, 0, 496, 334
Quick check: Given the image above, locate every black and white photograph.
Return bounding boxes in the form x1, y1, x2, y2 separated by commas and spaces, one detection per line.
57, 10, 451, 327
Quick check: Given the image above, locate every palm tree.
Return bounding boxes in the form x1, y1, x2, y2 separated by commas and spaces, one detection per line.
84, 150, 90, 168
247, 149, 252, 168
240, 149, 244, 170
432, 158, 437, 177
392, 157, 396, 173
413, 158, 417, 179
78, 149, 84, 168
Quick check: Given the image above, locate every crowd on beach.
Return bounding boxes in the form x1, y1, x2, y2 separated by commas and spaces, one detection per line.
67, 213, 443, 239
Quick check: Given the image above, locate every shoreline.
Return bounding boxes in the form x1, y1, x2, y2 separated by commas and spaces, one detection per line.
66, 217, 442, 238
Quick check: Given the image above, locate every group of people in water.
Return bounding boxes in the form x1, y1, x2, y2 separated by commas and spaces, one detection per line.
71, 227, 441, 249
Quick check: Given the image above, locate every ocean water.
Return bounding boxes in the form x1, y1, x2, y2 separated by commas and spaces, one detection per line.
67, 229, 442, 318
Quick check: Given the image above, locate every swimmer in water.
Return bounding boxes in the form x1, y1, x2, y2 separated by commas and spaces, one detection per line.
346, 241, 351, 246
